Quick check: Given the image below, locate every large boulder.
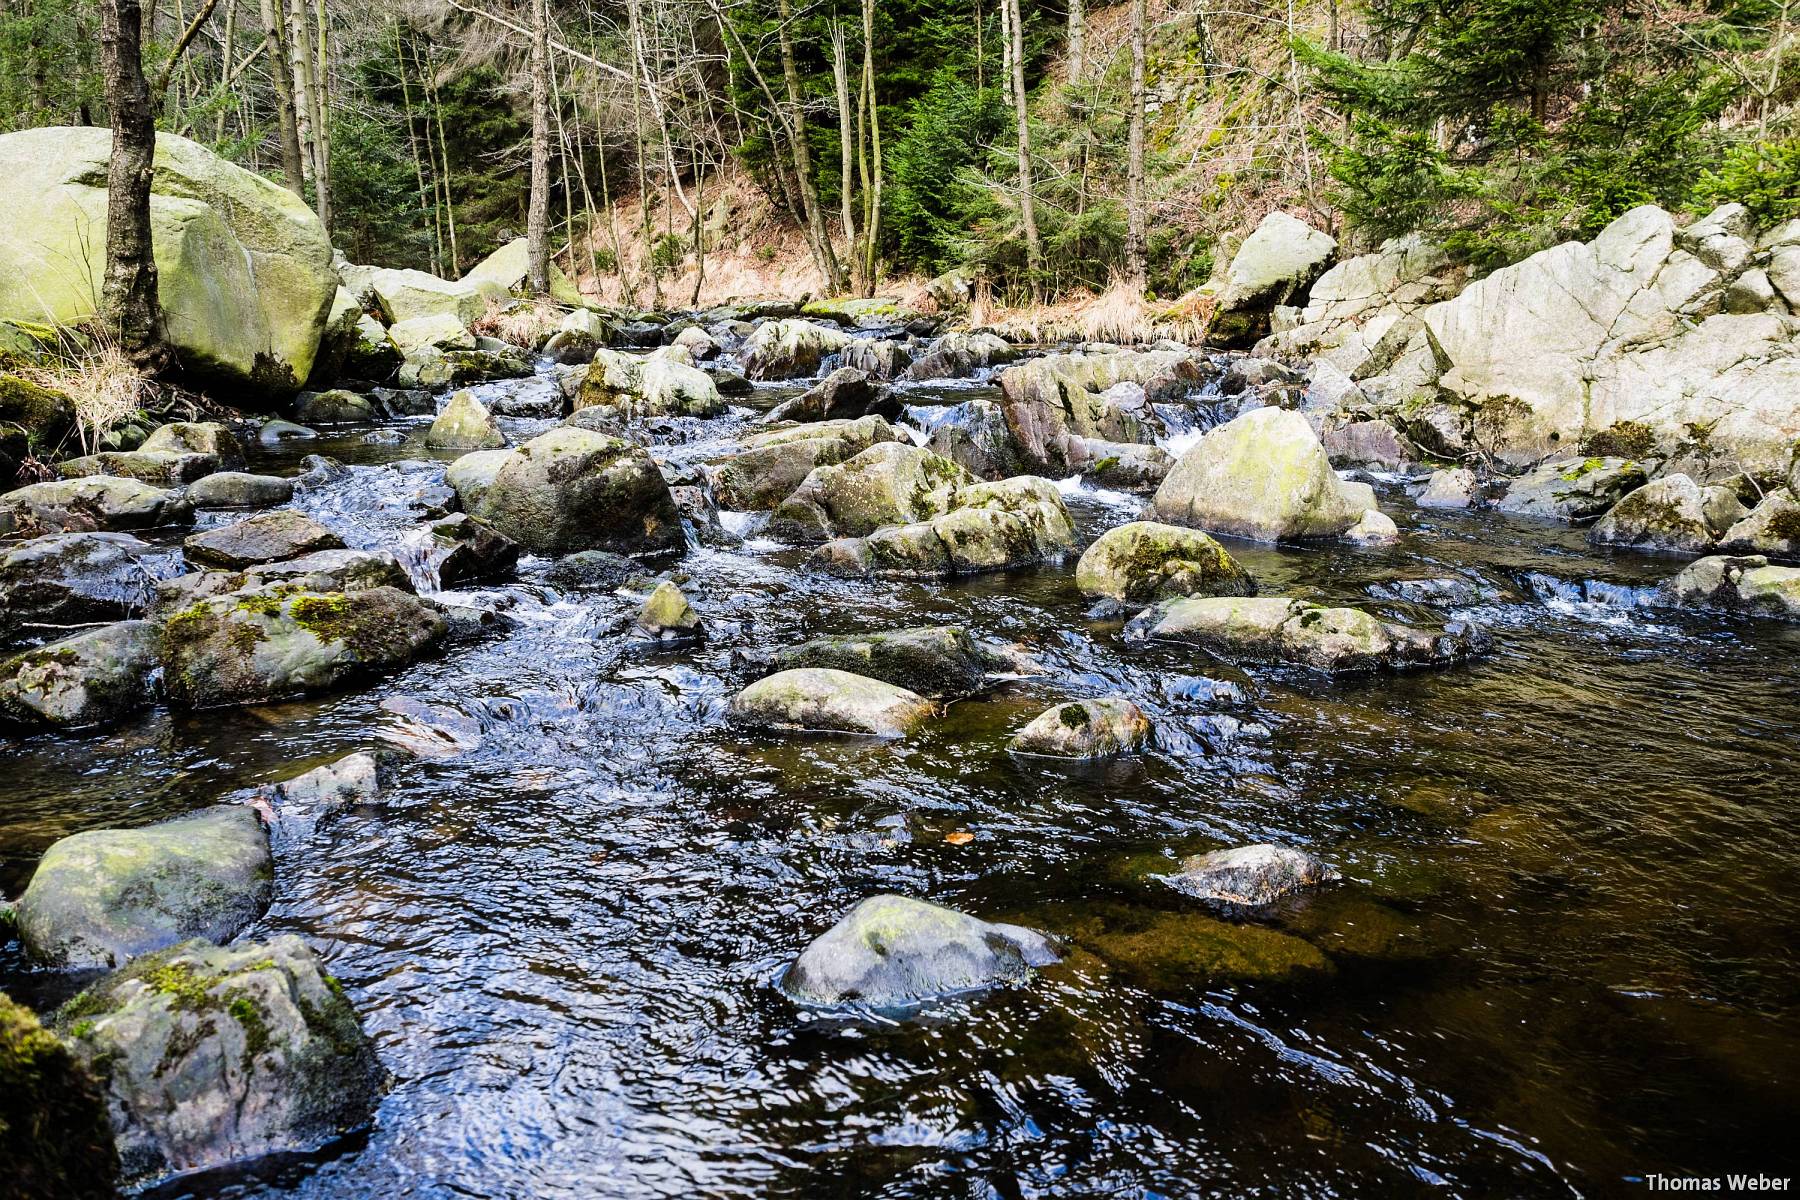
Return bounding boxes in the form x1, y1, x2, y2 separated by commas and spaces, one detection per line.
1205, 211, 1337, 347
996, 350, 1199, 475
1255, 233, 1464, 375
1010, 696, 1151, 758
902, 331, 1017, 381
159, 583, 447, 707
183, 510, 344, 569
0, 991, 119, 1199
1151, 408, 1378, 542
782, 894, 1059, 1008
1496, 456, 1649, 522
770, 443, 975, 542
710, 415, 904, 510
0, 127, 335, 395
842, 338, 912, 379
1719, 491, 1800, 560
387, 311, 475, 356
1075, 521, 1255, 604
0, 531, 171, 640
813, 475, 1076, 579
0, 476, 189, 538
766, 626, 1003, 698
56, 935, 383, 1189
574, 348, 724, 417
458, 427, 685, 557
0, 620, 159, 728
766, 367, 899, 423
461, 236, 583, 305
924, 398, 1025, 480
730, 667, 935, 737
742, 319, 853, 380
1588, 475, 1745, 554
1662, 554, 1800, 619
1128, 595, 1491, 674
421, 513, 519, 586
362, 265, 497, 326
139, 421, 245, 470
16, 806, 271, 968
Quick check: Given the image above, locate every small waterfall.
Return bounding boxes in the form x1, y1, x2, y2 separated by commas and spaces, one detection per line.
393, 524, 445, 594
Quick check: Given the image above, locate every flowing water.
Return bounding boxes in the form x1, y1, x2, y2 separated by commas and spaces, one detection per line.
3, 348, 1799, 1199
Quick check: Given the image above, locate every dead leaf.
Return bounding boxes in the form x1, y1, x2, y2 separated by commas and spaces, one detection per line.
945, 831, 975, 845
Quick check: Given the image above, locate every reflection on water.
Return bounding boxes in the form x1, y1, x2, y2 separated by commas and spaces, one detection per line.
3, 360, 1798, 1199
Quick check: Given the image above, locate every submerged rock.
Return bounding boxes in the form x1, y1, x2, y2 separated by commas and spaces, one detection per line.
1663, 554, 1800, 619
766, 626, 1003, 698
1075, 521, 1256, 604
782, 894, 1059, 1007
1160, 844, 1339, 905
56, 935, 383, 1190
1152, 408, 1379, 542
1587, 474, 1745, 554
260, 751, 383, 838
0, 620, 159, 728
1010, 697, 1152, 758
0, 531, 171, 640
0, 476, 190, 539
730, 667, 935, 737
425, 390, 506, 450
159, 584, 447, 708
634, 581, 703, 642
17, 806, 271, 968
459, 427, 685, 558
1129, 595, 1492, 674
183, 510, 344, 569
1079, 907, 1333, 987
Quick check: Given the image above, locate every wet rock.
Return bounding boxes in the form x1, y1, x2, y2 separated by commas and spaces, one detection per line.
243, 548, 415, 594
159, 583, 447, 707
0, 476, 190, 538
183, 510, 344, 569
672, 324, 720, 360
1010, 696, 1152, 758
1076, 521, 1255, 604
1129, 595, 1492, 673
841, 338, 911, 379
1416, 467, 1479, 509
1152, 408, 1380, 542
58, 449, 220, 486
369, 386, 434, 417
1369, 575, 1497, 606
1160, 844, 1339, 905
399, 346, 533, 391
575, 348, 724, 417
442, 448, 512, 510
188, 471, 292, 510
0, 989, 121, 1197
344, 313, 402, 381
0, 531, 171, 640
767, 626, 1001, 698
730, 667, 936, 737
460, 427, 685, 558
1663, 554, 1800, 619
0, 620, 159, 728
813, 476, 1076, 579
634, 581, 703, 642
1719, 491, 1800, 560
1494, 456, 1649, 523
257, 418, 317, 444
714, 369, 753, 397
56, 935, 383, 1190
610, 319, 665, 348
292, 388, 378, 425
925, 398, 1024, 479
16, 806, 271, 968
766, 367, 900, 424
743, 319, 854, 380
423, 513, 519, 586
259, 751, 383, 838
710, 416, 905, 510
425, 390, 506, 450
996, 350, 1193, 475
1343, 508, 1401, 546
770, 443, 974, 542
386, 312, 476, 357
542, 549, 642, 591
782, 894, 1059, 1007
1077, 906, 1333, 986
1588, 474, 1745, 554
901, 331, 1017, 381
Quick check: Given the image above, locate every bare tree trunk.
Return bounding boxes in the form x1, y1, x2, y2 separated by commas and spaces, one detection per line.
526, 0, 552, 295
259, 0, 305, 194
1005, 0, 1042, 299
830, 22, 858, 291
689, 153, 707, 306
394, 21, 439, 273
286, 0, 316, 188
860, 0, 882, 295
213, 0, 236, 143
312, 0, 331, 225
776, 0, 846, 292
1067, 0, 1084, 83
424, 57, 458, 272
1125, 0, 1147, 289
100, 0, 171, 372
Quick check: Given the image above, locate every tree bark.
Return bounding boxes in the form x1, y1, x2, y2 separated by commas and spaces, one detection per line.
258, 0, 305, 195
100, 0, 171, 371
1125, 0, 1147, 289
1066, 0, 1084, 83
830, 22, 858, 291
526, 0, 552, 295
312, 0, 331, 226
286, 0, 316, 187
1005, 0, 1042, 299
860, 0, 882, 295
776, 0, 847, 292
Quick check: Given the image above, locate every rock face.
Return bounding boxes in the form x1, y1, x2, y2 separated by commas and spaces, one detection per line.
1152, 408, 1378, 542
1075, 521, 1255, 604
0, 476, 189, 538
459, 427, 685, 557
575, 348, 725, 417
0, 620, 159, 728
425, 391, 506, 450
730, 668, 936, 737
1129, 596, 1492, 674
56, 935, 383, 1189
0, 990, 120, 1199
160, 584, 447, 707
767, 626, 1001, 698
782, 894, 1059, 1008
1663, 555, 1800, 619
0, 531, 171, 640
743, 319, 854, 380
766, 367, 899, 423
710, 416, 904, 510
1206, 212, 1337, 347
771, 443, 975, 541
0, 127, 335, 395
1496, 456, 1648, 522
184, 510, 345, 569
1160, 844, 1338, 905
16, 806, 271, 968
996, 350, 1198, 476
1257, 233, 1466, 375
1588, 475, 1746, 554
1010, 697, 1152, 758
813, 475, 1076, 579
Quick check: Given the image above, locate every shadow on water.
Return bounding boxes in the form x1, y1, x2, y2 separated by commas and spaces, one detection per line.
3, 361, 1798, 1198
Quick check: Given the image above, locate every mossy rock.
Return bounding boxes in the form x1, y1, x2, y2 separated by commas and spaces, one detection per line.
0, 991, 119, 1199
0, 372, 76, 449
1074, 905, 1335, 988
1076, 520, 1256, 603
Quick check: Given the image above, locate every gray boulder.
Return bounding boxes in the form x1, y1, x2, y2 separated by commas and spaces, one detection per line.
1719, 491, 1800, 560
422, 513, 518, 586
842, 338, 912, 379
1415, 467, 1479, 509
782, 894, 1059, 1007
770, 443, 974, 542
459, 427, 685, 558
424, 390, 506, 450
902, 331, 1016, 381
1205, 212, 1337, 347
710, 415, 904, 511
17, 806, 271, 968
743, 319, 853, 380
243, 548, 415, 594
0, 531, 172, 640
56, 935, 382, 1189
1662, 554, 1800, 619
0, 620, 159, 728
1160, 844, 1339, 905
0, 477, 189, 538
767, 626, 1003, 698
1128, 595, 1492, 674
1075, 521, 1255, 604
58, 449, 220, 486
812, 476, 1076, 580
188, 472, 294, 509
1495, 456, 1648, 522
1010, 696, 1152, 758
184, 510, 344, 569
634, 581, 703, 642
291, 389, 377, 425
1588, 474, 1746, 554
730, 668, 936, 738
766, 367, 900, 424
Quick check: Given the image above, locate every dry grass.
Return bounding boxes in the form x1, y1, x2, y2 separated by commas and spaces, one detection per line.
977, 277, 1199, 346
473, 298, 563, 348
24, 338, 153, 455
